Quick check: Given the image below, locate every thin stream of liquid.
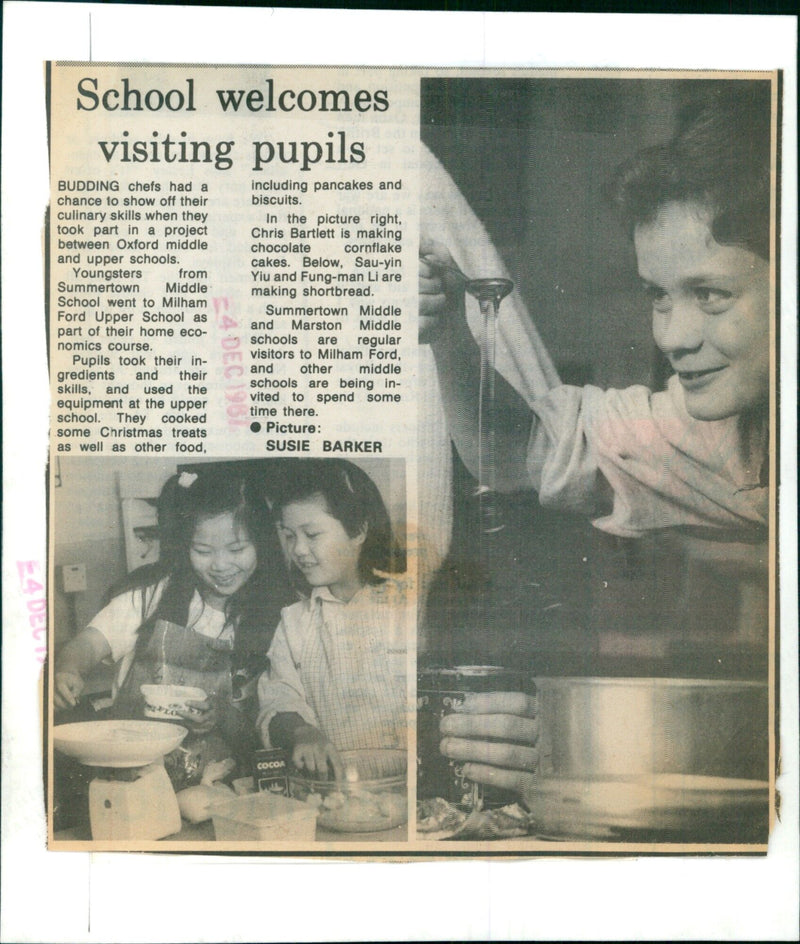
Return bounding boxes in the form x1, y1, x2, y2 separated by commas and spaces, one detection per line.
476, 294, 502, 533
465, 278, 513, 536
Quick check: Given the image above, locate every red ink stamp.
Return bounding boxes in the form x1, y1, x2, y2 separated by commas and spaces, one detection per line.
17, 560, 46, 663
212, 296, 248, 428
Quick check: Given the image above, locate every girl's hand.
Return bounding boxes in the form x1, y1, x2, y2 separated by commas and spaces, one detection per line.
292, 724, 344, 780
54, 670, 85, 710
53, 627, 111, 711
178, 696, 217, 734
419, 237, 466, 343
439, 691, 540, 797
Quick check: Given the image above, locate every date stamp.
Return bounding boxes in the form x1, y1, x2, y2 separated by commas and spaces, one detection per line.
212, 295, 249, 428
16, 560, 46, 663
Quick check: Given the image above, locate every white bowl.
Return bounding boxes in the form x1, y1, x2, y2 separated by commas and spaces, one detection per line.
53, 720, 188, 767
140, 684, 207, 720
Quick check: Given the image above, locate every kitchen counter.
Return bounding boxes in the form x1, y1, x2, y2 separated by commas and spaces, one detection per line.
53, 818, 407, 844
53, 743, 408, 845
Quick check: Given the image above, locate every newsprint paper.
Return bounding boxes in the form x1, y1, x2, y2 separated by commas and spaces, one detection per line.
2, 8, 798, 940
40, 60, 785, 858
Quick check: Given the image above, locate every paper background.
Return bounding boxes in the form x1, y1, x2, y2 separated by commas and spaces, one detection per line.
2, 3, 798, 940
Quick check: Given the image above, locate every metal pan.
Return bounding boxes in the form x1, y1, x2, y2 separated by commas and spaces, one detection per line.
528, 677, 769, 839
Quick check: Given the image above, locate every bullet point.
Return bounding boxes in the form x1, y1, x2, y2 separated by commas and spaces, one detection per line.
250, 422, 261, 433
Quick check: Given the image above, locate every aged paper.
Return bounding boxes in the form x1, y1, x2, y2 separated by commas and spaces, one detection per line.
3, 5, 799, 942
45, 61, 779, 855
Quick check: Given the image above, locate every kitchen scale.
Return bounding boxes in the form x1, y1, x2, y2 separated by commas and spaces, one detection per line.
53, 720, 187, 840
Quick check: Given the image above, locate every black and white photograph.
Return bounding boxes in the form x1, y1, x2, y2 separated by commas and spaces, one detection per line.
2, 5, 797, 942
416, 76, 774, 845
50, 456, 410, 846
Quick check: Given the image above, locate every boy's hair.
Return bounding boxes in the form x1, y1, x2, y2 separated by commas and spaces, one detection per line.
270, 459, 405, 585
609, 83, 772, 260
107, 465, 290, 667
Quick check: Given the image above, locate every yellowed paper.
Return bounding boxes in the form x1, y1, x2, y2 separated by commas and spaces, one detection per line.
3, 8, 798, 944
44, 63, 780, 856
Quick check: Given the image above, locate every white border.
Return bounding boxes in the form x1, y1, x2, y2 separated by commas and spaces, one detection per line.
2, 4, 797, 942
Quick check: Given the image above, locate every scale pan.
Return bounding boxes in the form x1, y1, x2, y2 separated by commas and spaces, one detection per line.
53, 719, 188, 767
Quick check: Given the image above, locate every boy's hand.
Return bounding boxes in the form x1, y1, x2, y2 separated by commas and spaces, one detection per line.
439, 691, 540, 797
419, 237, 465, 343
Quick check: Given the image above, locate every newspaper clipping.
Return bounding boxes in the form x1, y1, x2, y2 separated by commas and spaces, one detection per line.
47, 63, 778, 854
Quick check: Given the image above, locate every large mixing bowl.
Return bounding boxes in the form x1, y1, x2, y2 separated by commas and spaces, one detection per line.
535, 677, 768, 781
289, 749, 407, 833
528, 677, 769, 838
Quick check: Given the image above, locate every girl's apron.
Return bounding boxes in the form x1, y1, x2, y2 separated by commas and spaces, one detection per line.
114, 618, 256, 786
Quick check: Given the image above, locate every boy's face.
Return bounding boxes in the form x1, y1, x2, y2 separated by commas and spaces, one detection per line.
634, 202, 770, 421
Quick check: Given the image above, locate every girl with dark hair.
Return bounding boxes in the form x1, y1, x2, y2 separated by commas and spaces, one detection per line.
257, 459, 408, 778
53, 466, 290, 782
419, 85, 774, 802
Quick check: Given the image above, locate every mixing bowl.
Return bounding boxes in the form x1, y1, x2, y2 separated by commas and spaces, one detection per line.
534, 677, 768, 781
289, 749, 407, 833
528, 677, 769, 838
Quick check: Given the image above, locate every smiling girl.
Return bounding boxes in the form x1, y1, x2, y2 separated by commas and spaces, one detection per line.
257, 460, 408, 778
54, 467, 290, 782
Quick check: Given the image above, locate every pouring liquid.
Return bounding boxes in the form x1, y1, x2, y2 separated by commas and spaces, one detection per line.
465, 278, 513, 538
419, 255, 512, 537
